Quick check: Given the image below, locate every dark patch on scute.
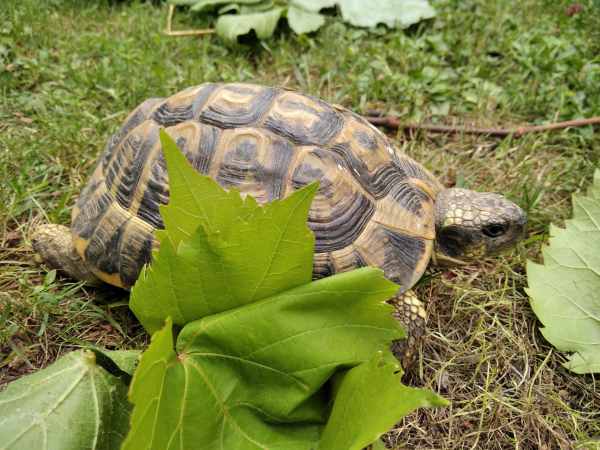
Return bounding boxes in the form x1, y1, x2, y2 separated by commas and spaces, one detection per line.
199, 85, 278, 128
190, 83, 219, 118
389, 182, 429, 216
84, 217, 130, 277
136, 152, 169, 229
175, 136, 187, 152
291, 162, 326, 191
216, 139, 260, 189
152, 102, 194, 127
263, 137, 295, 201
237, 140, 258, 159
137, 181, 166, 229
119, 231, 154, 288
104, 136, 135, 192
330, 145, 411, 199
114, 128, 159, 211
369, 164, 406, 198
354, 130, 379, 151
102, 137, 119, 171
189, 125, 220, 175
310, 192, 375, 253
312, 253, 335, 279
393, 157, 436, 187
72, 191, 112, 240
330, 143, 373, 190
381, 228, 426, 287
352, 249, 367, 268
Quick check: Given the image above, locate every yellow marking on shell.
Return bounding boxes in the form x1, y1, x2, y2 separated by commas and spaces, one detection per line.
330, 114, 390, 174
352, 221, 387, 271
371, 190, 436, 240
213, 84, 264, 113
264, 91, 326, 129
73, 233, 126, 287
169, 85, 206, 106
93, 269, 125, 289
408, 176, 442, 199
232, 129, 270, 197
330, 245, 362, 273
279, 145, 314, 199
73, 236, 89, 263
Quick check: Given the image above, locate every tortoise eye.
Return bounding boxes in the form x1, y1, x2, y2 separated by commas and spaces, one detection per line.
482, 223, 507, 238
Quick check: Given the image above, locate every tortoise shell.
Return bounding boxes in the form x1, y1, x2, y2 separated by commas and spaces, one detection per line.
71, 83, 443, 289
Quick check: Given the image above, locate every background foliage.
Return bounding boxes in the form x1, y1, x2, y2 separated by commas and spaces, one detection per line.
527, 169, 600, 374
169, 0, 436, 41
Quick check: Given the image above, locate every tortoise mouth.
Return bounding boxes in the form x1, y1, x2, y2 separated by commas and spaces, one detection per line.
432, 250, 468, 266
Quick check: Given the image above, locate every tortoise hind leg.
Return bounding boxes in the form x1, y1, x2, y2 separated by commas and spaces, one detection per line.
388, 290, 427, 370
32, 224, 102, 285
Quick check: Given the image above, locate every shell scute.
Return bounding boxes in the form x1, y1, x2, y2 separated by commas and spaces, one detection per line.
199, 83, 277, 128
263, 91, 345, 146
290, 148, 376, 253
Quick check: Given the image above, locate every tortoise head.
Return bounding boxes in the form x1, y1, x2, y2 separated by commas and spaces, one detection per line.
433, 188, 527, 265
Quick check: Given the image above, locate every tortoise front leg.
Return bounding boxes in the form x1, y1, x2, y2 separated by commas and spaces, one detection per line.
387, 290, 427, 370
32, 224, 102, 285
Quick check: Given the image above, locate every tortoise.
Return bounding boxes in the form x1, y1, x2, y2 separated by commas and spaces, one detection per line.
32, 82, 527, 366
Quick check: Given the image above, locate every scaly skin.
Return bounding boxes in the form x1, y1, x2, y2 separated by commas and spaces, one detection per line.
31, 224, 101, 285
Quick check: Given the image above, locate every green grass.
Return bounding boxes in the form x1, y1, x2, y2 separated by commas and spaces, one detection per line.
1, 0, 600, 448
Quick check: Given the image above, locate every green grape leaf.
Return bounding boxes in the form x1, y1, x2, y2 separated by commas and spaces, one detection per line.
172, 0, 434, 40
130, 130, 317, 334
336, 0, 435, 29
123, 267, 419, 450
526, 169, 600, 374
216, 7, 284, 41
289, 0, 337, 12
321, 351, 448, 449
0, 349, 140, 450
287, 4, 325, 34
293, 0, 435, 28
240, 1, 276, 14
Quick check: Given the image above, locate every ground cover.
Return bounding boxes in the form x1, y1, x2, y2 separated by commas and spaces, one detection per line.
1, 0, 599, 447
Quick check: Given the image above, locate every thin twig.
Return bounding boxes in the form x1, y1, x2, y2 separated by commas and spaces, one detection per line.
164, 5, 215, 37
365, 114, 600, 138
